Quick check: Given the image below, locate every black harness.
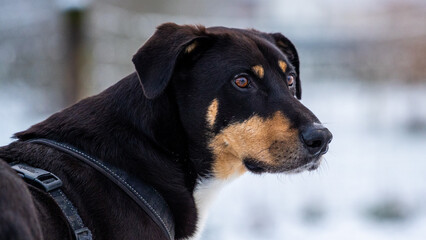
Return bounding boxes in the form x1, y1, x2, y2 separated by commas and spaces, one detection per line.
11, 139, 175, 240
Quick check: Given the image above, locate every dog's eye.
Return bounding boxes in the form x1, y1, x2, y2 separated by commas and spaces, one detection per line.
287, 75, 295, 86
235, 76, 249, 88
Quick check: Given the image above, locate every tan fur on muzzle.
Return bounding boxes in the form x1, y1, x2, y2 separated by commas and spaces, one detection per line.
208, 111, 299, 179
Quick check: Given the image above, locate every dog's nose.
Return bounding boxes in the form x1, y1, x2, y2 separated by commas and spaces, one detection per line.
300, 125, 332, 156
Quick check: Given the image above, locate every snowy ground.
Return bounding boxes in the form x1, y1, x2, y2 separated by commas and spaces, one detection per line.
1, 79, 426, 239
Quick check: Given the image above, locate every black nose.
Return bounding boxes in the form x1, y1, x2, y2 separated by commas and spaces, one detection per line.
300, 125, 333, 156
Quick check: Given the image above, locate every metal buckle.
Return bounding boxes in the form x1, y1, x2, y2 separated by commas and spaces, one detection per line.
74, 227, 92, 240
11, 163, 63, 192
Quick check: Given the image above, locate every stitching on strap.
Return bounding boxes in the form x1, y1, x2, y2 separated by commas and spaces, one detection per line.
56, 189, 84, 229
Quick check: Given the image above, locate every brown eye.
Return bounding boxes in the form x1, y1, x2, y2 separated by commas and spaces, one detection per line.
235, 76, 249, 88
287, 75, 295, 86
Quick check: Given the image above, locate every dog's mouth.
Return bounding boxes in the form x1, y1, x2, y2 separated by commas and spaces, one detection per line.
302, 156, 323, 171
243, 158, 266, 174
243, 155, 323, 174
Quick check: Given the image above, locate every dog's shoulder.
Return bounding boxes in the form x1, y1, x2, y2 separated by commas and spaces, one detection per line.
0, 143, 85, 240
0, 158, 43, 240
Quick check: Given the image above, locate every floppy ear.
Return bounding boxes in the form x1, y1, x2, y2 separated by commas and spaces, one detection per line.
269, 33, 302, 99
132, 23, 208, 99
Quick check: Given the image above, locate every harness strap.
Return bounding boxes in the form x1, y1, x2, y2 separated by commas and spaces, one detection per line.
11, 163, 92, 240
27, 138, 175, 240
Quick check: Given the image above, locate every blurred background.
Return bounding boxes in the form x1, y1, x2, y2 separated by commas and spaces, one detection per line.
1, 0, 426, 239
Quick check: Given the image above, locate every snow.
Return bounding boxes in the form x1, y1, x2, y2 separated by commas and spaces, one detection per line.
0, 84, 50, 146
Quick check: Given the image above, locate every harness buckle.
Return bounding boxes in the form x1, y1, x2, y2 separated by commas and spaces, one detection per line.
75, 227, 92, 240
11, 163, 63, 192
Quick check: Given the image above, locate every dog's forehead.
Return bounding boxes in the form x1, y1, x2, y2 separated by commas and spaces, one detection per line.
206, 27, 293, 71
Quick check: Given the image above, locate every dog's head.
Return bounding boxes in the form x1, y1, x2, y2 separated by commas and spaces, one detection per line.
133, 23, 332, 180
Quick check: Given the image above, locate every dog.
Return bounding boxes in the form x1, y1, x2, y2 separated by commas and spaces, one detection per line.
0, 23, 332, 240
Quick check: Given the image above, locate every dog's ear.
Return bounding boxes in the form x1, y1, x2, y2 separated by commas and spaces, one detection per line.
269, 33, 302, 99
132, 23, 209, 99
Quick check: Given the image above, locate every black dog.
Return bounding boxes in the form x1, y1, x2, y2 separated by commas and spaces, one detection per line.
0, 23, 332, 240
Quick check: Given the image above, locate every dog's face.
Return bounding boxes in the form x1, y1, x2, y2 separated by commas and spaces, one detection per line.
133, 23, 332, 180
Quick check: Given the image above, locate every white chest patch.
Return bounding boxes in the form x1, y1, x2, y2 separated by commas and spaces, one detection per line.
186, 175, 239, 240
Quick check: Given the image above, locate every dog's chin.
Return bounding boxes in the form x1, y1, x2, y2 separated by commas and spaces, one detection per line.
243, 156, 323, 174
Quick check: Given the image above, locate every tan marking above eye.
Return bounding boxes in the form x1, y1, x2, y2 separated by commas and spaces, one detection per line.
208, 112, 299, 179
278, 60, 287, 73
206, 98, 219, 129
185, 41, 198, 54
252, 65, 264, 79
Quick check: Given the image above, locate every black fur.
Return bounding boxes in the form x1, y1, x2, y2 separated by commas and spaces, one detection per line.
0, 23, 322, 239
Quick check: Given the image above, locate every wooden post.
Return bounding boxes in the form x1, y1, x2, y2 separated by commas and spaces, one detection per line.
63, 8, 86, 106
